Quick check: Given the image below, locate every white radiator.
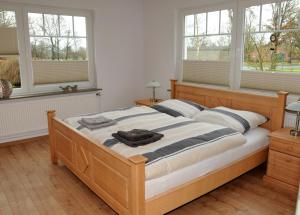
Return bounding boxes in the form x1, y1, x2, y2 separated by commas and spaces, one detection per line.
0, 93, 100, 143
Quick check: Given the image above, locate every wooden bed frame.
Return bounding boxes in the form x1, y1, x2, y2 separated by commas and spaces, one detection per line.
47, 80, 288, 215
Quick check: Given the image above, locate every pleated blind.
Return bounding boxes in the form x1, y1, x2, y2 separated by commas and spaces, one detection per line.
182, 60, 230, 85
241, 71, 300, 94
0, 27, 19, 55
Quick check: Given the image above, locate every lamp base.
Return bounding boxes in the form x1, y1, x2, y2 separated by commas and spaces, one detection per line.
290, 129, 300, 136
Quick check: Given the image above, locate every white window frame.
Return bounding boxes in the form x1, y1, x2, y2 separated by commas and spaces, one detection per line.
0, 2, 95, 96
0, 3, 28, 95
177, 0, 300, 92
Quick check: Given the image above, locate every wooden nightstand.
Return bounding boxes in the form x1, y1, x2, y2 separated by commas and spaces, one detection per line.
135, 99, 163, 107
264, 128, 300, 193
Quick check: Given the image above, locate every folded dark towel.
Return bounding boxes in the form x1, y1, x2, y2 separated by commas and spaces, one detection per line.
78, 120, 116, 129
112, 132, 164, 147
117, 129, 154, 141
81, 116, 112, 125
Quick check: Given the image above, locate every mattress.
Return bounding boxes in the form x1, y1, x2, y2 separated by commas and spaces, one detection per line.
145, 127, 269, 199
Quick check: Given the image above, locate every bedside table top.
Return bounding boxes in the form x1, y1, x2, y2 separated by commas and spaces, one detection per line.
135, 99, 163, 107
270, 128, 300, 145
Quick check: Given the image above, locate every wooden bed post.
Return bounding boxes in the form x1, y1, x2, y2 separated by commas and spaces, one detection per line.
276, 91, 288, 130
128, 155, 147, 215
47, 110, 58, 165
170, 79, 177, 99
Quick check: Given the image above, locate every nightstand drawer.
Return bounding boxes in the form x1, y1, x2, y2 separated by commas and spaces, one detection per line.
270, 139, 300, 157
267, 150, 300, 186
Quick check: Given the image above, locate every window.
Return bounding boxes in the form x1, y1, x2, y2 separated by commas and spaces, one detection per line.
243, 1, 300, 73
182, 8, 233, 86
28, 13, 89, 85
184, 10, 232, 62
0, 4, 94, 96
0, 10, 21, 88
240, 0, 300, 93
179, 0, 300, 94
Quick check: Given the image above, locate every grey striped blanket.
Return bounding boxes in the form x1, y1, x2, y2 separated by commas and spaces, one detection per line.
64, 106, 247, 180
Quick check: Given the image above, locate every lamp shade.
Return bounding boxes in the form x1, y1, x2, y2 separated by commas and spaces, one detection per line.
286, 101, 300, 113
146, 80, 160, 88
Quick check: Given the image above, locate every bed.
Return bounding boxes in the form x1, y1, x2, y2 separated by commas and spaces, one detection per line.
47, 80, 288, 215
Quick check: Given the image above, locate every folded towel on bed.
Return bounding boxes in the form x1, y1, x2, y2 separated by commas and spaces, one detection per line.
78, 119, 117, 129
117, 129, 154, 141
112, 132, 163, 147
81, 116, 112, 125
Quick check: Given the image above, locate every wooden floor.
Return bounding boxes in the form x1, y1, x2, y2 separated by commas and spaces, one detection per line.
0, 139, 297, 215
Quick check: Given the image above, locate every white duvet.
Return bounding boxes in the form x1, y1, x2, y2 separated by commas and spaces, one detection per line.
65, 106, 247, 180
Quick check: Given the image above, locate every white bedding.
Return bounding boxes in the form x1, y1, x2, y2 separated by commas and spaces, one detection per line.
145, 127, 269, 199
65, 106, 246, 180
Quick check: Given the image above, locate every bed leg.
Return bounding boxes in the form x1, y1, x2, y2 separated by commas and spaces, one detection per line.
129, 155, 147, 215
47, 110, 58, 165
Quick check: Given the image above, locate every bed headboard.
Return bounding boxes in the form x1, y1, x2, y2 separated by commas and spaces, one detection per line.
170, 80, 288, 131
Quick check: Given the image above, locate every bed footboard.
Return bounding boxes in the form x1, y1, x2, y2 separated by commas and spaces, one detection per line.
47, 111, 147, 215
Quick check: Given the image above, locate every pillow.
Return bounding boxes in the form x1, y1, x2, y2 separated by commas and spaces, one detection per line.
193, 106, 268, 133
153, 99, 206, 118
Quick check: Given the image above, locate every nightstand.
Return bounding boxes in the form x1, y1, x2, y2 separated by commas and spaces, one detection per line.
264, 128, 300, 193
135, 99, 163, 107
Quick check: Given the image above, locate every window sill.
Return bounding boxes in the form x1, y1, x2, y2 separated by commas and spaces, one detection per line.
0, 88, 102, 103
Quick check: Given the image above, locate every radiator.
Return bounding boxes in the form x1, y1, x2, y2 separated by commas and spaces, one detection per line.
0, 93, 100, 143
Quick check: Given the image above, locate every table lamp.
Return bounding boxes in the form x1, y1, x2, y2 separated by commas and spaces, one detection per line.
146, 80, 160, 103
286, 99, 300, 136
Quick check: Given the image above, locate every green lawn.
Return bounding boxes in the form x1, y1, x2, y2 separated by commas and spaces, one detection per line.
243, 62, 300, 73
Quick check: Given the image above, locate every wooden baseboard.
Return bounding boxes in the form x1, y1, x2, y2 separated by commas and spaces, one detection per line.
0, 135, 49, 147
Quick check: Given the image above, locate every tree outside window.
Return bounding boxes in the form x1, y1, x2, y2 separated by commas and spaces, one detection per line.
243, 0, 300, 73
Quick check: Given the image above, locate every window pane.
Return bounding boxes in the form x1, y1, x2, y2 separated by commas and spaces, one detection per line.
0, 10, 16, 27
243, 33, 271, 71
243, 31, 300, 73
185, 15, 194, 36
261, 3, 278, 31
244, 0, 300, 73
245, 5, 260, 32
0, 56, 20, 88
0, 10, 20, 88
74, 16, 86, 37
30, 37, 52, 60
60, 15, 73, 36
59, 38, 87, 60
207, 11, 219, 34
195, 13, 206, 35
184, 35, 231, 61
59, 38, 74, 60
44, 14, 59, 36
28, 13, 44, 36
220, 10, 232, 34
280, 0, 300, 30
72, 38, 87, 60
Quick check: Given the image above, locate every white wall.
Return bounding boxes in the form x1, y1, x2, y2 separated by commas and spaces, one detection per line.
0, 0, 145, 142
